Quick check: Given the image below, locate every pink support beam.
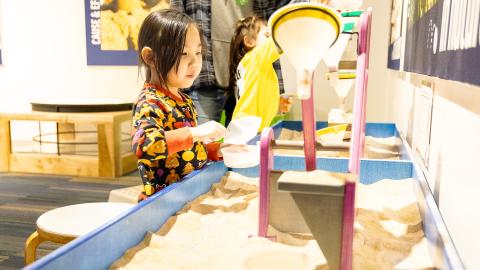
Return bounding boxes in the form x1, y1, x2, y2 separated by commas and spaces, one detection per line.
359, 9, 372, 158
342, 8, 372, 270
340, 181, 356, 270
301, 75, 317, 171
360, 71, 368, 156
348, 53, 366, 176
258, 127, 274, 238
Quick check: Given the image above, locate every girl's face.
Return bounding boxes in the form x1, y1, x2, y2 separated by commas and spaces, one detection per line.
166, 25, 203, 91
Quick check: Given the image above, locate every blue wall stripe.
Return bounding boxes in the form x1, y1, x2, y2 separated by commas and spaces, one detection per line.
278, 121, 397, 138
232, 157, 412, 184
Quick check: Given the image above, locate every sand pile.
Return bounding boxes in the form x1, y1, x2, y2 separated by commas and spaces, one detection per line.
276, 129, 400, 159
111, 172, 433, 270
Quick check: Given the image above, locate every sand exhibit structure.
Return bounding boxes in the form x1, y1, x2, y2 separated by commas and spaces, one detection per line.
24, 3, 463, 270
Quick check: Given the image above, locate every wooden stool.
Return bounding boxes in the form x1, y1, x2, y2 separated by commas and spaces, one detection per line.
24, 202, 133, 265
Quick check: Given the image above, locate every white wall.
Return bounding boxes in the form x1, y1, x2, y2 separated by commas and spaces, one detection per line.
0, 0, 390, 120
0, 0, 141, 112
361, 0, 391, 122
388, 71, 480, 269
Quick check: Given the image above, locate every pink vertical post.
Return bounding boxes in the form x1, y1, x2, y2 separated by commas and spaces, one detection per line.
340, 181, 356, 270
360, 71, 368, 156
301, 75, 316, 171
348, 53, 365, 175
364, 9, 372, 68
341, 52, 364, 270
342, 8, 372, 270
258, 127, 274, 238
359, 9, 372, 158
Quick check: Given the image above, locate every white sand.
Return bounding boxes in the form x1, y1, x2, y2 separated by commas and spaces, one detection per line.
276, 129, 400, 159
110, 172, 433, 270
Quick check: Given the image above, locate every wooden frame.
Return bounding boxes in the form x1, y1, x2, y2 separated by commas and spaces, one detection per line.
0, 110, 136, 178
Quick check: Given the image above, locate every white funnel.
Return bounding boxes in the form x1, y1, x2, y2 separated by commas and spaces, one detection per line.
327, 70, 356, 111
269, 3, 342, 99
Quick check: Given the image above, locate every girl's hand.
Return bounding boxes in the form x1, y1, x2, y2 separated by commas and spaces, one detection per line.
189, 121, 227, 143
312, 0, 332, 5
279, 95, 293, 114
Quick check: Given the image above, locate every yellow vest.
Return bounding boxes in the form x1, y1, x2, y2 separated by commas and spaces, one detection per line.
232, 38, 281, 131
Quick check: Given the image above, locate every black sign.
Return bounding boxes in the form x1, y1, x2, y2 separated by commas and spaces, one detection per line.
404, 0, 480, 86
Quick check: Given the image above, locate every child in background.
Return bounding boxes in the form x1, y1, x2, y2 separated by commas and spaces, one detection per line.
132, 9, 226, 201
225, 16, 292, 130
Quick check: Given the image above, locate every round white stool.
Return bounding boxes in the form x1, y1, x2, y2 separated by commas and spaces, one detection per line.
24, 202, 133, 265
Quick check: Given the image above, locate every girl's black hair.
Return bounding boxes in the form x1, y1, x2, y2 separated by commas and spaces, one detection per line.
227, 16, 264, 97
137, 9, 206, 87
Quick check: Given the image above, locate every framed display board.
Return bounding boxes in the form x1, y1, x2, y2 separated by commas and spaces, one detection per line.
391, 0, 480, 86
387, 0, 404, 70
84, 0, 168, 65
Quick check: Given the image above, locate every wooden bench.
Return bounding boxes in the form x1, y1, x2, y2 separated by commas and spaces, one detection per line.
0, 110, 137, 178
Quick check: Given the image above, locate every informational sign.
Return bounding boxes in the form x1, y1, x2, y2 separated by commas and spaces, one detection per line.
84, 0, 168, 65
387, 0, 404, 70
403, 0, 480, 86
412, 82, 434, 169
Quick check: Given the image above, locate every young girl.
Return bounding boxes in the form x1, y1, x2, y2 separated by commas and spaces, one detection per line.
132, 9, 226, 201
225, 16, 292, 130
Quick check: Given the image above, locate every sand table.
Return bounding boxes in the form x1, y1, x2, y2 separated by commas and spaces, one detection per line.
111, 172, 433, 270
276, 129, 400, 159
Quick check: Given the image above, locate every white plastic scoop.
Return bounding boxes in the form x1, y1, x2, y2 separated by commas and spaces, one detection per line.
223, 115, 262, 145
222, 116, 262, 168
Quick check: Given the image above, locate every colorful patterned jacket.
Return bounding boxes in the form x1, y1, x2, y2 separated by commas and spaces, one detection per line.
131, 84, 221, 200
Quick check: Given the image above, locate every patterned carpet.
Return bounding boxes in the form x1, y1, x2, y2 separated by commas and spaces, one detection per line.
0, 172, 139, 270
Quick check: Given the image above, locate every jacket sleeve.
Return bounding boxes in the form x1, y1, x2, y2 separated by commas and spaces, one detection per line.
131, 101, 169, 163
169, 0, 185, 12
205, 142, 222, 161
249, 38, 282, 69
253, 0, 291, 20
132, 99, 195, 164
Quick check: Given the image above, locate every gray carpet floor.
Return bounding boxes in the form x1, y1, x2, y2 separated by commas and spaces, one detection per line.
0, 171, 139, 270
